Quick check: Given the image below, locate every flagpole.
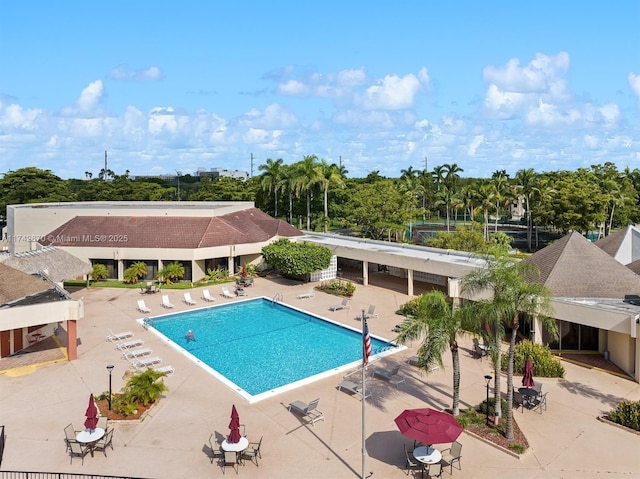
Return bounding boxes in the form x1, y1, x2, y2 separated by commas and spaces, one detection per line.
361, 309, 367, 479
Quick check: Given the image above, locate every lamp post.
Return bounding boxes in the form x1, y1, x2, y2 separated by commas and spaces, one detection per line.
106, 365, 114, 410
484, 374, 492, 425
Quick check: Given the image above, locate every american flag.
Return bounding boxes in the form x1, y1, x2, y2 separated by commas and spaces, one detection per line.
363, 319, 372, 365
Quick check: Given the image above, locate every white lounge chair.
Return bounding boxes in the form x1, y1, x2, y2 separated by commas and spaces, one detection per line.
297, 288, 315, 299
337, 380, 371, 400
183, 292, 197, 305
330, 297, 351, 311
115, 338, 144, 350
130, 356, 162, 369
288, 398, 324, 426
372, 364, 405, 387
161, 294, 175, 309
137, 299, 151, 313
154, 365, 175, 375
121, 347, 153, 360
221, 286, 234, 299
201, 289, 216, 302
106, 329, 133, 342
364, 304, 378, 319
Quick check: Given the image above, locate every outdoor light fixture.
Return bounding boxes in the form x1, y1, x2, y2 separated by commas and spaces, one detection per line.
484, 374, 492, 426
106, 365, 115, 410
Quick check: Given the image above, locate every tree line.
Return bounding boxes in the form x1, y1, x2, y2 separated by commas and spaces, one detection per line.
1, 159, 639, 251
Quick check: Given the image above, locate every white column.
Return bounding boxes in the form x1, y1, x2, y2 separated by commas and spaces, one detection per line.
362, 261, 369, 286
407, 269, 414, 297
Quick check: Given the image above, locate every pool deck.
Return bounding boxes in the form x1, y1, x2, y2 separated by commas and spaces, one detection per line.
1, 277, 640, 478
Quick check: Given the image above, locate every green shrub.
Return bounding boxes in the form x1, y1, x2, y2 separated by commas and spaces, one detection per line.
456, 408, 484, 428
90, 263, 109, 281
509, 443, 526, 453
318, 279, 356, 297
261, 239, 332, 276
203, 267, 229, 282
396, 297, 422, 317
479, 396, 507, 417
501, 340, 565, 378
608, 400, 640, 431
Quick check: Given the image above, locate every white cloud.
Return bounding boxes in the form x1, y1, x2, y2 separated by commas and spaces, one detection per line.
60, 80, 105, 117
483, 52, 569, 93
0, 104, 42, 129
108, 65, 163, 81
357, 72, 423, 110
467, 135, 484, 156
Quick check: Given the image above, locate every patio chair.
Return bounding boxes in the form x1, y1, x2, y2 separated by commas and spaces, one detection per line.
241, 435, 263, 466
287, 398, 325, 426
330, 297, 351, 311
297, 288, 315, 299
364, 304, 378, 319
183, 292, 197, 305
472, 338, 487, 359
93, 428, 114, 457
121, 347, 153, 360
161, 294, 175, 309
201, 289, 216, 302
219, 450, 239, 474
136, 299, 151, 313
64, 423, 80, 452
115, 338, 144, 350
208, 433, 224, 464
130, 356, 162, 369
530, 392, 548, 414
221, 286, 235, 299
68, 439, 89, 464
427, 461, 443, 478
440, 440, 462, 473
107, 329, 134, 342
337, 380, 371, 400
403, 443, 422, 476
154, 365, 175, 375
513, 390, 527, 413
372, 364, 406, 387
234, 285, 247, 296
96, 416, 108, 431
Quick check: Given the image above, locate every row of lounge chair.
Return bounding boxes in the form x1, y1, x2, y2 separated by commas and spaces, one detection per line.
107, 330, 174, 375
136, 287, 247, 313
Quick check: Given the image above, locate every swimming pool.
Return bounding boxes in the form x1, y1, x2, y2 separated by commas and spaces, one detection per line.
142, 297, 400, 402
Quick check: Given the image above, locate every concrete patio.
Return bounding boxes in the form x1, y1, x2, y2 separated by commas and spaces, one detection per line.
1, 277, 639, 478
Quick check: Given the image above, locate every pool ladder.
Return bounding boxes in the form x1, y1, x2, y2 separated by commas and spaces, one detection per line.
272, 293, 283, 303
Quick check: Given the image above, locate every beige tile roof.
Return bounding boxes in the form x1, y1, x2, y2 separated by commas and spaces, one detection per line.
0, 263, 52, 306
40, 208, 302, 249
522, 231, 640, 298
1, 246, 92, 282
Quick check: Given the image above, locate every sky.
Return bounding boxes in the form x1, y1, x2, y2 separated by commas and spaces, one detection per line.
1, 1, 639, 180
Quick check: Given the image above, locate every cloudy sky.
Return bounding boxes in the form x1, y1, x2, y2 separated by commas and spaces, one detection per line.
1, 1, 639, 179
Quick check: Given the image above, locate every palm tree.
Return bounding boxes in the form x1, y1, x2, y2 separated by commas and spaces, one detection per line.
461, 251, 557, 440
157, 262, 185, 284
280, 164, 297, 225
123, 369, 169, 406
431, 165, 447, 191
443, 163, 464, 190
294, 155, 323, 230
434, 186, 459, 232
477, 181, 495, 241
514, 168, 537, 251
396, 291, 469, 416
124, 261, 148, 284
318, 160, 346, 232
258, 158, 284, 217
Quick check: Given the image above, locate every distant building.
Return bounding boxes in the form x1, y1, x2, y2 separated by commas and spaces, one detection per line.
195, 167, 249, 181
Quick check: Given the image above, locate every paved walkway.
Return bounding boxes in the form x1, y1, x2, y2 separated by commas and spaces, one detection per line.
1, 278, 639, 478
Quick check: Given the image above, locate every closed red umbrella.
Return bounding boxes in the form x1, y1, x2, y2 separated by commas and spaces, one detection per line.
522, 356, 535, 388
227, 405, 241, 444
394, 408, 462, 445
84, 394, 99, 431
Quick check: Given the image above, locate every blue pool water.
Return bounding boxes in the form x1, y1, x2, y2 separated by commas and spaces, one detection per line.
146, 298, 395, 399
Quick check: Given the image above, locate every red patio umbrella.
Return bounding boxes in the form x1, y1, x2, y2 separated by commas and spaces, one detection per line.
227, 404, 241, 444
84, 394, 99, 431
395, 408, 462, 445
522, 356, 535, 388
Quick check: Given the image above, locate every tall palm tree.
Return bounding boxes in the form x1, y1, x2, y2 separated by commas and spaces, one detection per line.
431, 165, 447, 191
396, 291, 469, 416
514, 168, 537, 251
477, 181, 495, 241
491, 173, 509, 232
443, 163, 464, 190
294, 155, 323, 230
280, 164, 297, 225
258, 158, 284, 217
318, 160, 346, 232
434, 186, 458, 232
462, 251, 556, 440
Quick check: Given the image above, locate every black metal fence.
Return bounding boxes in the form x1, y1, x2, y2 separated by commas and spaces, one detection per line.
0, 473, 149, 479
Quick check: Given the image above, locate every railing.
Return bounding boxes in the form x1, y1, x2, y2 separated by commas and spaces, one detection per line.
271, 293, 283, 303
0, 425, 4, 467
0, 473, 149, 479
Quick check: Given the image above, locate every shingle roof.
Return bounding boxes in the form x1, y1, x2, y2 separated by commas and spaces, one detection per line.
594, 225, 640, 265
1, 246, 92, 282
0, 263, 52, 306
39, 208, 302, 249
522, 231, 640, 298
594, 226, 630, 258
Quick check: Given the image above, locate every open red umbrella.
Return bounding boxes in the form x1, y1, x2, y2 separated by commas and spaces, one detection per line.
84, 394, 99, 431
395, 408, 462, 445
522, 356, 535, 388
227, 404, 241, 444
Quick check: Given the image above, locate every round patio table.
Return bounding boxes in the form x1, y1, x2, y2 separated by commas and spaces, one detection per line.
76, 428, 105, 457
221, 437, 249, 452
